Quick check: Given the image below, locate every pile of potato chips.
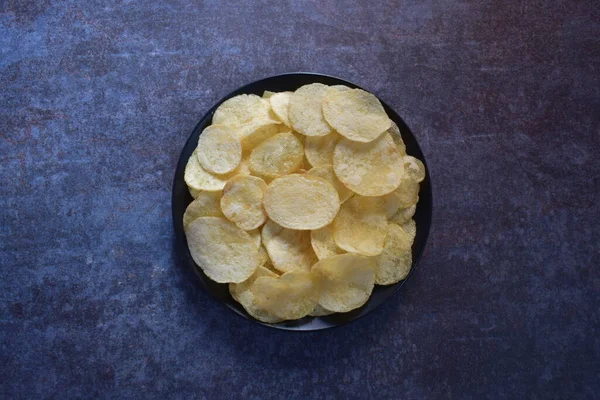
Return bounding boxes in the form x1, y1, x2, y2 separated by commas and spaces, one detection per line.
183, 83, 425, 323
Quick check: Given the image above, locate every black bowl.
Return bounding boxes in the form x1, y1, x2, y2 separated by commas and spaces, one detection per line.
172, 73, 432, 331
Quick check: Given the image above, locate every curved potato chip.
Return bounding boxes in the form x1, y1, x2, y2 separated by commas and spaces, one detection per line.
375, 223, 413, 285
213, 94, 272, 126
186, 217, 258, 283
333, 132, 404, 196
229, 266, 282, 323
183, 191, 223, 229
249, 132, 304, 179
307, 165, 353, 203
404, 155, 426, 183
237, 120, 281, 151
261, 219, 284, 246
310, 224, 346, 260
189, 186, 202, 199
322, 88, 392, 143
401, 218, 417, 239
248, 228, 261, 248
389, 204, 417, 225
311, 253, 375, 313
288, 83, 333, 137
269, 92, 293, 127
333, 195, 387, 256
262, 90, 275, 99
324, 85, 351, 96
385, 177, 419, 209
265, 226, 318, 273
388, 122, 406, 155
220, 175, 268, 230
196, 124, 242, 174
309, 304, 335, 317
252, 270, 319, 320
264, 174, 340, 230
184, 150, 231, 191
305, 132, 341, 167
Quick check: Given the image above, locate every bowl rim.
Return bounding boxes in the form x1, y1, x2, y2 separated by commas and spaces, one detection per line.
172, 72, 432, 331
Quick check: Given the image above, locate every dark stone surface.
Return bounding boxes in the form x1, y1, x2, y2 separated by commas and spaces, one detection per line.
1, 0, 598, 398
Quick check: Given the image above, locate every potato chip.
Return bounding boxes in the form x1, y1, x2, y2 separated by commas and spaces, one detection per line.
311, 253, 375, 313
333, 132, 404, 196
257, 244, 269, 265
184, 150, 231, 191
402, 218, 417, 239
265, 226, 318, 273
262, 90, 275, 99
220, 175, 268, 230
229, 266, 282, 323
213, 94, 272, 126
264, 174, 340, 230
307, 165, 353, 203
236, 120, 281, 151
248, 228, 261, 248
288, 83, 333, 137
374, 223, 413, 285
305, 132, 341, 167
388, 122, 406, 155
322, 88, 392, 143
196, 124, 242, 174
403, 155, 426, 183
249, 132, 304, 179
310, 224, 346, 260
252, 270, 319, 320
186, 217, 258, 283
384, 177, 419, 209
325, 85, 351, 96
309, 304, 335, 317
269, 91, 293, 127
333, 195, 388, 256
261, 219, 284, 246
183, 191, 223, 229
189, 186, 202, 199
389, 204, 417, 225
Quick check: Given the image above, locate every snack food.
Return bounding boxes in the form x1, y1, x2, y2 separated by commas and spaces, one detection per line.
183, 84, 425, 322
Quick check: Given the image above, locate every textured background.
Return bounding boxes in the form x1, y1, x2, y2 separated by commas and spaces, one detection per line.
1, 0, 599, 399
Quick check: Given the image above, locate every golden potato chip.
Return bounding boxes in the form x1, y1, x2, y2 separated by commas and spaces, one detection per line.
304, 132, 341, 167
252, 270, 319, 320
310, 224, 346, 260
389, 204, 417, 225
183, 191, 223, 229
388, 122, 406, 155
184, 150, 231, 191
325, 85, 351, 96
374, 223, 413, 285
261, 219, 283, 246
288, 83, 333, 137
220, 175, 268, 230
309, 304, 335, 317
196, 125, 242, 174
262, 90, 275, 99
311, 253, 375, 313
322, 88, 392, 143
404, 155, 426, 183
248, 228, 261, 248
402, 218, 417, 239
236, 120, 281, 151
384, 177, 419, 209
264, 174, 340, 230
269, 91, 293, 127
249, 132, 304, 179
307, 165, 353, 203
213, 94, 272, 126
186, 217, 258, 283
333, 132, 404, 196
333, 195, 388, 256
229, 266, 282, 323
265, 226, 318, 273
189, 186, 202, 199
